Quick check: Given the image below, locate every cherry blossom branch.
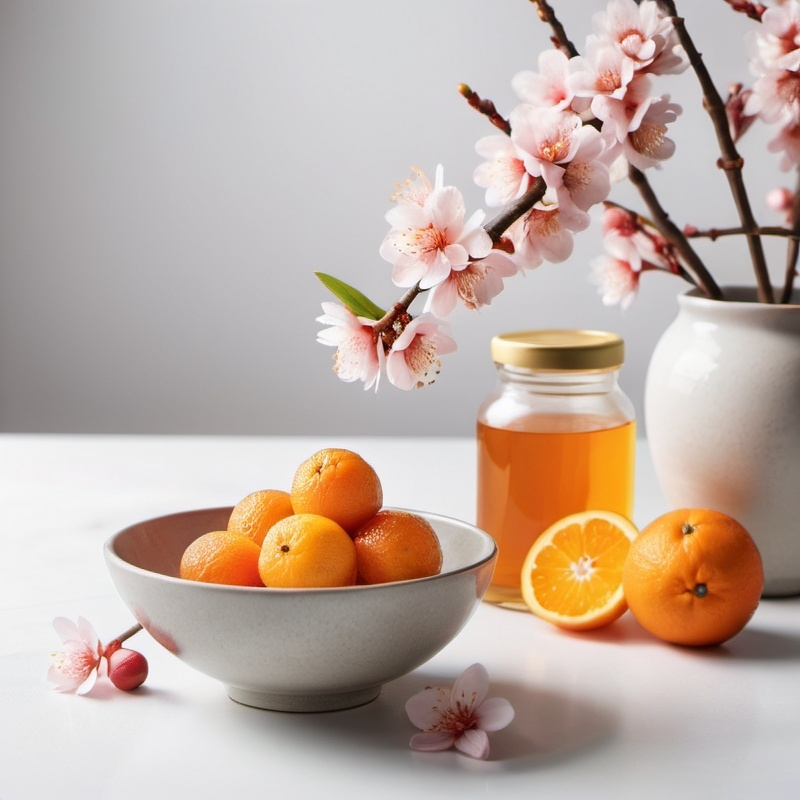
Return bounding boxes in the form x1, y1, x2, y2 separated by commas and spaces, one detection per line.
485, 178, 547, 242
458, 84, 511, 135
628, 165, 723, 298
685, 224, 800, 241
722, 0, 766, 21
659, 0, 774, 302
373, 178, 548, 339
529, 0, 579, 57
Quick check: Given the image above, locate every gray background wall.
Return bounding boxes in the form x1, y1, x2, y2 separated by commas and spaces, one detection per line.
0, 0, 781, 436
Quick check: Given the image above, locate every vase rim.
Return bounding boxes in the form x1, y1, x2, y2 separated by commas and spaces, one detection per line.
682, 286, 800, 309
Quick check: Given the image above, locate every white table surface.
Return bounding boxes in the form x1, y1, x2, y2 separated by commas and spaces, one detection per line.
2, 434, 799, 800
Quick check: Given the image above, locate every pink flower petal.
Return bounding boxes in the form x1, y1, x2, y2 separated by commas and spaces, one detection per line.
475, 697, 516, 732
455, 728, 490, 760
405, 686, 449, 730
450, 663, 489, 710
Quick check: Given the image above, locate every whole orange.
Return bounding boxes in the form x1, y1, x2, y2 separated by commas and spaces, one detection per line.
353, 510, 442, 584
179, 530, 263, 587
258, 513, 357, 588
228, 488, 294, 546
622, 508, 763, 646
290, 448, 383, 534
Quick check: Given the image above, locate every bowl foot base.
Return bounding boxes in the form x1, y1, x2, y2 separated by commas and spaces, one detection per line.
226, 684, 381, 713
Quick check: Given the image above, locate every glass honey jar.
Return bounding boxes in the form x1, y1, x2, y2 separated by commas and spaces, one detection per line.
476, 330, 636, 609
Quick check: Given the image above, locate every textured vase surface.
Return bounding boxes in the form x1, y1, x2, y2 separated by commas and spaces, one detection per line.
645, 287, 800, 596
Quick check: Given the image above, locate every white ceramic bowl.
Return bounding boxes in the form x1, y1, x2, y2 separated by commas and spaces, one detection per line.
104, 507, 496, 712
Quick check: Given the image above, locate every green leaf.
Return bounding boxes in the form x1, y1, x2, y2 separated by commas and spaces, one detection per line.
314, 272, 386, 320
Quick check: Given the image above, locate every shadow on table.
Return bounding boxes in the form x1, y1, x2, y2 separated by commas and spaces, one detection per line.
226, 666, 619, 769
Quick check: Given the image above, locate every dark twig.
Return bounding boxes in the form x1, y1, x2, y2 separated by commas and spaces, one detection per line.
685, 225, 800, 241
529, 0, 579, 57
458, 84, 511, 135
628, 165, 723, 298
660, 0, 774, 302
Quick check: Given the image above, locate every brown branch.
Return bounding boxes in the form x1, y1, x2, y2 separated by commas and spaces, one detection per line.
722, 0, 766, 21
685, 224, 800, 241
628, 164, 723, 298
458, 84, 510, 135
373, 179, 548, 337
528, 0, 579, 58
661, 2, 774, 302
485, 178, 547, 242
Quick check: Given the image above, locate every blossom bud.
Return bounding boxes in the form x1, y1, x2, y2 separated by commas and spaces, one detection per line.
107, 648, 149, 691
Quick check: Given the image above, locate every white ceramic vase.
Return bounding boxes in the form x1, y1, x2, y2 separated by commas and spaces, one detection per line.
645, 287, 800, 596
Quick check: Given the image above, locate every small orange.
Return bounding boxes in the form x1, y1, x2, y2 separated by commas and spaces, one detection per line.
179, 530, 263, 587
352, 510, 442, 584
258, 513, 357, 588
520, 510, 639, 631
227, 489, 294, 546
290, 448, 383, 533
622, 508, 763, 647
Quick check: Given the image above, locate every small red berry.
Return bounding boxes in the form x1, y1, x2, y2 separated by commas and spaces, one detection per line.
107, 648, 149, 691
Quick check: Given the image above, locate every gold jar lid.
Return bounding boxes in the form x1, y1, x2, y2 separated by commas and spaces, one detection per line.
490, 329, 625, 371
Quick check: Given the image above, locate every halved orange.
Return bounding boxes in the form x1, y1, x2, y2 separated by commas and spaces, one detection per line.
520, 510, 639, 631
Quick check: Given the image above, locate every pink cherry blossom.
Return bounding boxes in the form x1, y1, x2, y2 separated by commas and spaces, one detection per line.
405, 663, 514, 760
747, 0, 800, 75
474, 134, 532, 208
766, 186, 795, 221
423, 250, 518, 317
600, 204, 676, 272
48, 616, 103, 695
590, 254, 641, 310
316, 302, 383, 391
569, 41, 635, 106
746, 67, 800, 125
510, 106, 586, 175
385, 314, 456, 391
391, 165, 433, 207
380, 166, 493, 290
512, 48, 586, 114
506, 207, 575, 269
590, 0, 686, 75
768, 119, 800, 169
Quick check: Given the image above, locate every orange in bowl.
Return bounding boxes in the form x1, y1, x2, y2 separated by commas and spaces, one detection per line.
258, 513, 357, 588
227, 488, 294, 546
353, 509, 443, 584
179, 529, 263, 587
290, 448, 382, 533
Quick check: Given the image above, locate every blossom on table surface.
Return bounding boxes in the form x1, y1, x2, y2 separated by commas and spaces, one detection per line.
406, 663, 514, 760
48, 617, 147, 695
48, 616, 104, 695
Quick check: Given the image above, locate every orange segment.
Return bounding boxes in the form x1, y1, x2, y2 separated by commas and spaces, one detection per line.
258, 513, 357, 588
179, 530, 263, 587
520, 510, 639, 630
227, 489, 294, 546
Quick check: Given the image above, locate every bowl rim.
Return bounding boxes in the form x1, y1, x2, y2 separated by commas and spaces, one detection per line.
104, 506, 498, 595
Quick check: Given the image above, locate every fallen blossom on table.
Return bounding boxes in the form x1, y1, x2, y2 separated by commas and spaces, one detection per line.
405, 663, 515, 760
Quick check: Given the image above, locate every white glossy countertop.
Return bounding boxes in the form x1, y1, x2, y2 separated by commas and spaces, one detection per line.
2, 434, 799, 799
